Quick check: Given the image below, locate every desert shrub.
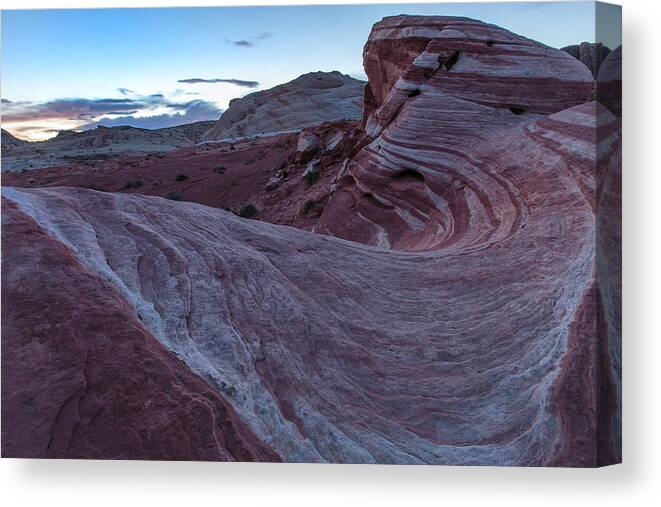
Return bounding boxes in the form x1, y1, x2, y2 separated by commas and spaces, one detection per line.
125, 179, 144, 189
303, 199, 315, 214
175, 174, 189, 181
239, 203, 257, 218
166, 191, 183, 201
219, 381, 237, 398
304, 170, 320, 186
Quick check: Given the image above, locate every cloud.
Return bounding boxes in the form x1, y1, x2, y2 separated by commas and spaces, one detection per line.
82, 100, 222, 130
2, 98, 146, 123
1, 94, 222, 139
232, 40, 253, 48
2, 98, 13, 103
177, 77, 259, 88
0, 95, 184, 124
117, 87, 134, 95
226, 31, 272, 48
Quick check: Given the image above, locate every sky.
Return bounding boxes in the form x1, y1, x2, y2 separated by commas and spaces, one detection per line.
1, 2, 613, 141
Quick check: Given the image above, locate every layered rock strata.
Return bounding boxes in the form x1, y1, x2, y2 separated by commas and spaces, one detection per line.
1, 15, 621, 466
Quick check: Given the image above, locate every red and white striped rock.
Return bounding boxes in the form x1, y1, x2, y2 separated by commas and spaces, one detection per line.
1, 198, 279, 461
317, 15, 595, 251
1, 15, 621, 466
2, 145, 620, 465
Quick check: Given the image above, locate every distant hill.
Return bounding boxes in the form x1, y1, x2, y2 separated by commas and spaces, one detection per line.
204, 71, 364, 141
1, 128, 28, 151
1, 121, 215, 172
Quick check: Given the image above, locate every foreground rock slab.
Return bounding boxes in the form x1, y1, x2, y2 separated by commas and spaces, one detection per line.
1, 197, 279, 461
2, 183, 619, 465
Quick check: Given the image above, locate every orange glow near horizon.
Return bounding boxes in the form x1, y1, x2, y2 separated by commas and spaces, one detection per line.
2, 119, 87, 142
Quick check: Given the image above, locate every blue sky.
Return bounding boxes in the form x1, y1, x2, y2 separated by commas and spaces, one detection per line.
1, 2, 604, 140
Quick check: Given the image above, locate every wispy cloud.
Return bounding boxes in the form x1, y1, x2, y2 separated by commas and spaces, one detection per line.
83, 99, 222, 130
177, 78, 259, 88
226, 31, 272, 48
0, 96, 179, 123
117, 87, 134, 95
1, 93, 222, 140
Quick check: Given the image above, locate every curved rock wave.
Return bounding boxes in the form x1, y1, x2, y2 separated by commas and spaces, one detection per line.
1, 15, 621, 466
2, 180, 618, 465
1, 197, 280, 461
317, 15, 598, 253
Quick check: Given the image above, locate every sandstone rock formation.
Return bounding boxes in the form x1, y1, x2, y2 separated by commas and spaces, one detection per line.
1, 197, 279, 461
2, 160, 620, 465
562, 42, 611, 77
1, 15, 621, 466
317, 15, 596, 250
314, 15, 621, 463
1, 121, 215, 173
203, 71, 364, 141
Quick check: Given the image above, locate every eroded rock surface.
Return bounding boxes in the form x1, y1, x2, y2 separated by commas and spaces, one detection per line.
1, 15, 621, 466
317, 15, 596, 251
1, 197, 280, 461
204, 71, 364, 141
2, 171, 619, 466
562, 42, 611, 78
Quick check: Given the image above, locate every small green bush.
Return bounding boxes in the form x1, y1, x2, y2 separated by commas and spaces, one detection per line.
166, 191, 183, 201
304, 170, 319, 186
175, 174, 189, 181
303, 199, 315, 214
239, 204, 257, 218
125, 179, 144, 189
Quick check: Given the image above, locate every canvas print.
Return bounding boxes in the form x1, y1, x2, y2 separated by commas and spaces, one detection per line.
0, 1, 621, 466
